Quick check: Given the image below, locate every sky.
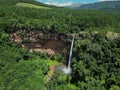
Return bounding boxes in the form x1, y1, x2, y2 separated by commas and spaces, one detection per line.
35, 0, 119, 7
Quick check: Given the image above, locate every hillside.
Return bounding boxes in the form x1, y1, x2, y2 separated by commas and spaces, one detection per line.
0, 0, 54, 8
68, 1, 120, 11
65, 3, 81, 9
16, 3, 51, 9
0, 0, 120, 90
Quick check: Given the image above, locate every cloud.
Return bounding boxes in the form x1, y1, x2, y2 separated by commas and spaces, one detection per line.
99, 0, 118, 1
45, 1, 73, 7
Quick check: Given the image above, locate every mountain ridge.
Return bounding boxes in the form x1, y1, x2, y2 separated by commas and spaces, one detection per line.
66, 1, 120, 11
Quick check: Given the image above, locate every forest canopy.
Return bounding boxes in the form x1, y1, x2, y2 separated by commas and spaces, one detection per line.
0, 0, 120, 90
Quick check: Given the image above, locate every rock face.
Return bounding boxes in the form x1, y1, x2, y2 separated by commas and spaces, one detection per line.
10, 30, 67, 55
106, 32, 120, 40
11, 30, 120, 55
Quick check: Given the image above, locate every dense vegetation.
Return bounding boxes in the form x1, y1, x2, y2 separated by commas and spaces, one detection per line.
0, 32, 49, 89
72, 33, 120, 90
0, 0, 120, 90
0, 0, 120, 35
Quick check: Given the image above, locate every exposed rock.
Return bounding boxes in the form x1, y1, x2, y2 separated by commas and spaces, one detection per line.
10, 33, 22, 42
10, 30, 67, 55
106, 32, 120, 40
90, 31, 99, 37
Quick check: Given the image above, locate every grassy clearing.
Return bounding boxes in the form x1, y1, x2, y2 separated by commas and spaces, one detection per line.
16, 3, 51, 9
40, 59, 60, 67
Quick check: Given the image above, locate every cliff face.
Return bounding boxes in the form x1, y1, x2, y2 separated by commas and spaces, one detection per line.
10, 30, 67, 55
10, 30, 119, 55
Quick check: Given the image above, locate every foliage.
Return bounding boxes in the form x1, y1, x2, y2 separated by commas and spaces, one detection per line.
72, 34, 120, 89
0, 0, 120, 35
0, 0, 120, 90
0, 32, 49, 90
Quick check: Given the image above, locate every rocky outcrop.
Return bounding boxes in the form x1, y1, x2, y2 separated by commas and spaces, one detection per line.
10, 30, 67, 55
106, 32, 120, 40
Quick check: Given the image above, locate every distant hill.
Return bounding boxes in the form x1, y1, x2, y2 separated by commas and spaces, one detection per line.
65, 3, 81, 9
67, 1, 120, 11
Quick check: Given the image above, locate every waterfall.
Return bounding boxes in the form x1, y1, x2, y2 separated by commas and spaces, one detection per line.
63, 34, 75, 74
68, 34, 75, 69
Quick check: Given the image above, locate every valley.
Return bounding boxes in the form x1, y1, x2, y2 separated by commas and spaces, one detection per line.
0, 0, 120, 90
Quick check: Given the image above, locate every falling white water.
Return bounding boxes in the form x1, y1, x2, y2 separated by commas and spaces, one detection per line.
63, 34, 75, 74
57, 34, 75, 74
68, 34, 75, 68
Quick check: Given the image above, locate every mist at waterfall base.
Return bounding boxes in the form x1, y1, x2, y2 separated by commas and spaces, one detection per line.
58, 34, 75, 74
63, 67, 72, 74
58, 66, 72, 74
